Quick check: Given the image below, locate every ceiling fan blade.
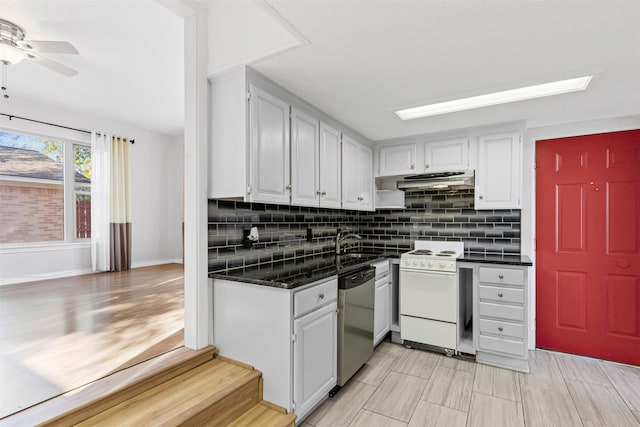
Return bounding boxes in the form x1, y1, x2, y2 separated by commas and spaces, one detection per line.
28, 53, 78, 77
17, 40, 78, 54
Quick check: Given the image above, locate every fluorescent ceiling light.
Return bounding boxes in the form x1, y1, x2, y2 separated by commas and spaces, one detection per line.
395, 76, 593, 120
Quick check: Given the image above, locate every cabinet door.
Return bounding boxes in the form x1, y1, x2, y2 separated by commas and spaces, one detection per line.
319, 123, 341, 209
291, 108, 320, 207
424, 137, 469, 172
475, 132, 521, 209
341, 135, 360, 210
293, 302, 337, 420
378, 143, 417, 176
359, 144, 374, 211
249, 85, 291, 204
374, 281, 390, 346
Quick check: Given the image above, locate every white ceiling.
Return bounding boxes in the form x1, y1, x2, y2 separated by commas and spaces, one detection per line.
2, 1, 639, 141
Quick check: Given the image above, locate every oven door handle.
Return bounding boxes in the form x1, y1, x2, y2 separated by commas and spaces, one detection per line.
399, 268, 456, 276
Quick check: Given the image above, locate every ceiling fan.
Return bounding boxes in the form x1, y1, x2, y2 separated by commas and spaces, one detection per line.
0, 18, 79, 77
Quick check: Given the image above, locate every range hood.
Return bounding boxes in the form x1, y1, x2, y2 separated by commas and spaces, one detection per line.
397, 170, 475, 191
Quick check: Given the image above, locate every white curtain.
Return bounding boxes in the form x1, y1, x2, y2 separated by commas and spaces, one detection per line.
91, 131, 111, 272
109, 136, 132, 271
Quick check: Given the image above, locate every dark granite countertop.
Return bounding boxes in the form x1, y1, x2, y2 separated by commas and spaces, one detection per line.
209, 252, 395, 289
458, 253, 533, 266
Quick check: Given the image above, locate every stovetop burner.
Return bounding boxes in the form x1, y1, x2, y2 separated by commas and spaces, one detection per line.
439, 250, 456, 254
411, 249, 433, 255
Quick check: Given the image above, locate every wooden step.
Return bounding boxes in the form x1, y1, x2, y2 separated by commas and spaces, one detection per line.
227, 402, 296, 427
75, 358, 262, 426
1, 346, 217, 427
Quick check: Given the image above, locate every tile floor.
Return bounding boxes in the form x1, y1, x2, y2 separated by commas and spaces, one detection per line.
302, 341, 640, 427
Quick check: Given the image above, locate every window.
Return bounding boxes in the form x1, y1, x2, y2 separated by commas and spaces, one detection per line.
0, 130, 91, 244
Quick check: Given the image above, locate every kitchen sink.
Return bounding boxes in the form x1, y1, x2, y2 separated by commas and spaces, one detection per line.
338, 252, 381, 260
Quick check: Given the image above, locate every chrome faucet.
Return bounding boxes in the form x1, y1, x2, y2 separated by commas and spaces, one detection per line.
336, 229, 363, 255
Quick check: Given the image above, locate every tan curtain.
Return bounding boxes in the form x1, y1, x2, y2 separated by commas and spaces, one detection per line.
109, 136, 131, 271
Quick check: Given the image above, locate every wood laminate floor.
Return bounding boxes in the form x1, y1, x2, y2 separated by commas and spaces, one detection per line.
304, 342, 640, 427
0, 264, 184, 419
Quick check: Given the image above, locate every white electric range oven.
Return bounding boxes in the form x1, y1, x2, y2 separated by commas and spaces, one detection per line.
399, 240, 463, 353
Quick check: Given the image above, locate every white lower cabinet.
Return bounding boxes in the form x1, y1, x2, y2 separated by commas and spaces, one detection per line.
474, 264, 529, 372
212, 277, 338, 423
373, 260, 391, 346
293, 303, 337, 419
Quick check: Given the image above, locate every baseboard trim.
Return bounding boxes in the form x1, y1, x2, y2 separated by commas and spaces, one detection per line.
0, 268, 94, 286
0, 260, 183, 286
131, 259, 183, 268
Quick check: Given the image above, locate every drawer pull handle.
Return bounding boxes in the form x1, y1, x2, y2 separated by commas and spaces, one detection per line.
319, 293, 324, 299
498, 327, 504, 332
497, 292, 504, 297
498, 274, 504, 279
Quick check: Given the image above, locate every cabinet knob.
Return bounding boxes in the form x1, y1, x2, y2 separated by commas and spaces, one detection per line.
410, 164, 415, 169
425, 164, 430, 169
498, 274, 504, 279
498, 327, 504, 332
316, 191, 322, 195
357, 196, 364, 201
479, 195, 484, 200
319, 293, 324, 299
286, 184, 292, 190
497, 292, 504, 297
321, 191, 327, 196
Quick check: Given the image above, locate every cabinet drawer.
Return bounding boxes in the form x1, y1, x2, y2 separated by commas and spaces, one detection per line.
478, 335, 525, 357
373, 260, 389, 278
479, 302, 524, 322
375, 277, 389, 289
479, 285, 523, 304
479, 318, 524, 339
479, 267, 524, 286
294, 279, 337, 318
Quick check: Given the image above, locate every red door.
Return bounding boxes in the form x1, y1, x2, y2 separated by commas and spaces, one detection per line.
536, 129, 640, 365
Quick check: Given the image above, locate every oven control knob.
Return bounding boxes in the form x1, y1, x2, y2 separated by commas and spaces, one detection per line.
412, 260, 417, 266
439, 262, 446, 268
419, 260, 426, 267
427, 261, 433, 268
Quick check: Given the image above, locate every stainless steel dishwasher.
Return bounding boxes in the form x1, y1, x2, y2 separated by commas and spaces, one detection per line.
333, 266, 375, 392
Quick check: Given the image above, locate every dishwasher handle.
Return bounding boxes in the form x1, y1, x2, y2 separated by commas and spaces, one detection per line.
340, 267, 375, 290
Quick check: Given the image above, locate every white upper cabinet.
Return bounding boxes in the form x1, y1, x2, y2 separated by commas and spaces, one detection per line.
291, 108, 320, 207
378, 143, 417, 176
250, 85, 291, 204
319, 123, 342, 209
209, 67, 370, 208
423, 137, 469, 172
359, 145, 374, 211
475, 132, 521, 209
342, 135, 374, 211
376, 137, 469, 177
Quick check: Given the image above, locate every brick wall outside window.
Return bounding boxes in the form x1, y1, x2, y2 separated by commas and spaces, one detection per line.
0, 182, 64, 243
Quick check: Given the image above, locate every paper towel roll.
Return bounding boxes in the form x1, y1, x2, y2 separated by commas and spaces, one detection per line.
248, 226, 259, 242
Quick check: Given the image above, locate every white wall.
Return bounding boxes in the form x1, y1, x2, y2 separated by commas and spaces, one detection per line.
522, 113, 640, 349
0, 98, 184, 284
